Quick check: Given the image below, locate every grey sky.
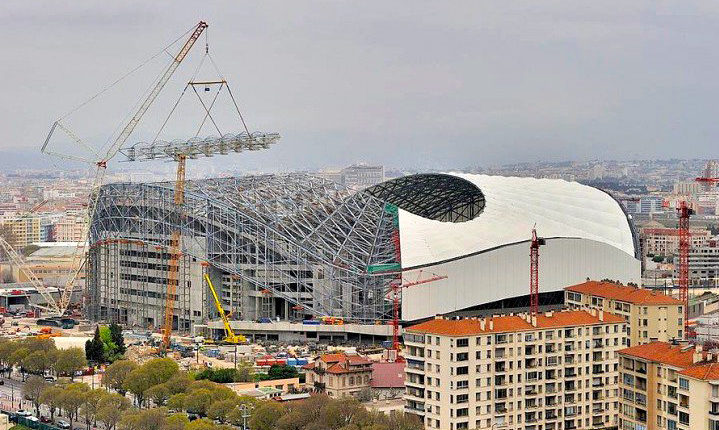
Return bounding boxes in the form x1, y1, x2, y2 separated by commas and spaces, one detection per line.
2, 1, 719, 172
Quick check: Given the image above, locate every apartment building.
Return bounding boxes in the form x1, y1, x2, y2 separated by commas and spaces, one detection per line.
304, 352, 373, 398
641, 227, 709, 257
53, 214, 86, 242
673, 238, 719, 285
0, 214, 41, 248
565, 281, 684, 346
404, 309, 627, 430
618, 341, 719, 430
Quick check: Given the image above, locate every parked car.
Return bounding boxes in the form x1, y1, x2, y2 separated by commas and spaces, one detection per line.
16, 409, 32, 417
40, 416, 51, 423
44, 375, 56, 382
56, 419, 71, 429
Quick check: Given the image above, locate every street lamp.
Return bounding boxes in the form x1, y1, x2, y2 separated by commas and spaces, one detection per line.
238, 403, 252, 430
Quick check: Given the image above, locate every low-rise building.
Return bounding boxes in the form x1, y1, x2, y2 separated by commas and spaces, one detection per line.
618, 341, 719, 430
304, 352, 373, 398
403, 309, 627, 430
565, 281, 684, 346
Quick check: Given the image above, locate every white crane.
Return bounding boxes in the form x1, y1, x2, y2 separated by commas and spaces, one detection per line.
41, 21, 209, 315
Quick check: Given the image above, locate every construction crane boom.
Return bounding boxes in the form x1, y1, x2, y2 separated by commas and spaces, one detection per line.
203, 273, 246, 344
0, 237, 61, 315
46, 21, 208, 316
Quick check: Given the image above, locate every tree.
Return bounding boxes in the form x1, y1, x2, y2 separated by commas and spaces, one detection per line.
164, 372, 192, 394
23, 375, 47, 416
267, 364, 298, 380
58, 383, 89, 428
207, 399, 238, 423
22, 350, 52, 376
80, 388, 106, 430
146, 383, 170, 407
236, 360, 254, 382
0, 340, 16, 376
166, 393, 187, 412
109, 323, 126, 356
102, 360, 137, 395
186, 418, 228, 430
164, 413, 189, 430
184, 388, 214, 417
55, 347, 87, 380
39, 385, 64, 422
248, 401, 285, 430
123, 367, 152, 408
124, 358, 178, 407
86, 327, 105, 363
9, 347, 29, 380
96, 392, 131, 430
118, 407, 167, 430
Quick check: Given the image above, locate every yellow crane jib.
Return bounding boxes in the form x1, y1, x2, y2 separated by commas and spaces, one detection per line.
203, 273, 246, 344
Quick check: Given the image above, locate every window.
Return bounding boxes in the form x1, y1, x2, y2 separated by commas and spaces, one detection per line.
679, 378, 689, 390
457, 380, 468, 389
457, 338, 469, 347
456, 394, 469, 404
456, 352, 469, 362
456, 366, 469, 375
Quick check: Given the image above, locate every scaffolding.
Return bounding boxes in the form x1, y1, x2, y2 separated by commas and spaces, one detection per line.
86, 173, 485, 324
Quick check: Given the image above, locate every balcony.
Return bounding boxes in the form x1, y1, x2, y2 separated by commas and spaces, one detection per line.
495, 403, 507, 414
546, 411, 558, 420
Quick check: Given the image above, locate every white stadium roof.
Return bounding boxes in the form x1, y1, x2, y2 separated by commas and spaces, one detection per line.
399, 174, 637, 268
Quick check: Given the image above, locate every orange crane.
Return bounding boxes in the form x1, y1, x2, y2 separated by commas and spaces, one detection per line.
161, 153, 188, 352
529, 227, 545, 316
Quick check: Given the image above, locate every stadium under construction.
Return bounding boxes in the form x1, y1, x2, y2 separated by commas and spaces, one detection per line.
87, 172, 641, 338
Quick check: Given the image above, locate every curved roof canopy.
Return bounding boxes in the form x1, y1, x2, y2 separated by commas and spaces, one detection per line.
396, 174, 637, 268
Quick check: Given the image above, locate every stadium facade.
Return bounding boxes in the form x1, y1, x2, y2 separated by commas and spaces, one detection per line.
87, 173, 640, 332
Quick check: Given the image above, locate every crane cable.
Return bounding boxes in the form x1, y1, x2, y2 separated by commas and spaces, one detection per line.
57, 24, 198, 122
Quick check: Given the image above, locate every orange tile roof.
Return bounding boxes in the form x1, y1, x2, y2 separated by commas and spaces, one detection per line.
618, 341, 701, 368
565, 281, 682, 305
679, 362, 719, 381
406, 309, 624, 337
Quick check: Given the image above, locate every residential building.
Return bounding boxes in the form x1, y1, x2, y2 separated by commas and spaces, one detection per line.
403, 309, 627, 430
53, 214, 86, 242
565, 281, 684, 346
673, 238, 719, 286
371, 361, 406, 400
673, 181, 702, 196
641, 227, 710, 257
618, 341, 719, 430
0, 214, 41, 248
304, 352, 373, 398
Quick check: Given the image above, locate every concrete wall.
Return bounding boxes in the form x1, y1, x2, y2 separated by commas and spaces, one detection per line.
402, 238, 641, 321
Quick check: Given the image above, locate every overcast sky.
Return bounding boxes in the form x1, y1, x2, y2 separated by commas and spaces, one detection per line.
2, 1, 719, 173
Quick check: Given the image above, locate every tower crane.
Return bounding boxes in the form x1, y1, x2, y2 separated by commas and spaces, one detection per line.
677, 201, 693, 337
529, 227, 545, 316
41, 21, 209, 316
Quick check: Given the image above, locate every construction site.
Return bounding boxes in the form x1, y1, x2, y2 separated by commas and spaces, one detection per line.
3, 21, 650, 353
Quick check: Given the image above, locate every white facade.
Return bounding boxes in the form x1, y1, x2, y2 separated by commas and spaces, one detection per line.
399, 174, 641, 321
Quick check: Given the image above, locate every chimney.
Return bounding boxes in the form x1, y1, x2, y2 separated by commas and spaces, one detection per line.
599, 310, 604, 322
435, 315, 443, 320
480, 319, 486, 331
531, 315, 537, 327
489, 319, 494, 330
545, 311, 554, 317
708, 352, 714, 362
694, 351, 703, 364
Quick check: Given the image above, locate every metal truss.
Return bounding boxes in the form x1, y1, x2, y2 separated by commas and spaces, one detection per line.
119, 132, 280, 162
87, 173, 485, 323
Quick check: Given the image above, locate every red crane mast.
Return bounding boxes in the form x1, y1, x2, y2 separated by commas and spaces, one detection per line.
530, 227, 545, 316
677, 201, 693, 337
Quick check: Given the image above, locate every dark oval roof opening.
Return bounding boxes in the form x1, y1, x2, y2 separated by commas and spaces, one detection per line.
363, 173, 485, 223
